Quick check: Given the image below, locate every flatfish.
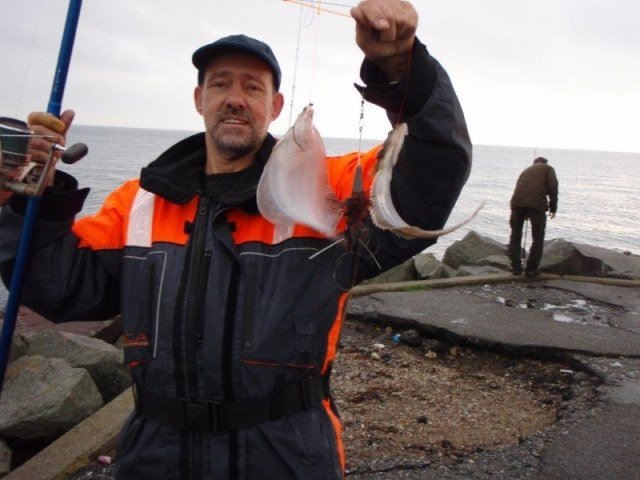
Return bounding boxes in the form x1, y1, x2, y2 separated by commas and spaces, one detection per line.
257, 106, 341, 236
370, 123, 481, 239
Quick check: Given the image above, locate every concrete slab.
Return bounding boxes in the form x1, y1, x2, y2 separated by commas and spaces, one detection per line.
348, 288, 640, 357
540, 280, 640, 334
540, 400, 640, 480
543, 280, 640, 309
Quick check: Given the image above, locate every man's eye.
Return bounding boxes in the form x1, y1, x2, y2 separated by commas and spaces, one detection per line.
209, 80, 227, 89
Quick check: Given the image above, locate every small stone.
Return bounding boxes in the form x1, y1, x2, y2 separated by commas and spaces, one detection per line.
372, 343, 386, 350
488, 381, 500, 389
399, 329, 423, 347
449, 346, 460, 357
425, 351, 438, 359
371, 352, 381, 361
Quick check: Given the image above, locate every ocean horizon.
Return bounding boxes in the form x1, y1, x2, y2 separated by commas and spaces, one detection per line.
2, 125, 639, 309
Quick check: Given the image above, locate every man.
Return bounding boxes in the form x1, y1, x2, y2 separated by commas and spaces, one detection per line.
508, 156, 559, 277
0, 1, 471, 478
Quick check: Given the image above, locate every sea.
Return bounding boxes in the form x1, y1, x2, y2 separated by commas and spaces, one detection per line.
1, 125, 639, 308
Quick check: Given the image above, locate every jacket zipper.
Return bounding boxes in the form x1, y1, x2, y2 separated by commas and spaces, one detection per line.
185, 196, 209, 399
184, 195, 210, 480
211, 206, 241, 478
196, 251, 212, 344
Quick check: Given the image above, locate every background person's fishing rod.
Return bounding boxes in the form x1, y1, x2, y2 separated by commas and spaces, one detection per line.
0, 0, 88, 394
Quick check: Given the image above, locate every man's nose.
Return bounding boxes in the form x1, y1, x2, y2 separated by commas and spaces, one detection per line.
224, 83, 247, 110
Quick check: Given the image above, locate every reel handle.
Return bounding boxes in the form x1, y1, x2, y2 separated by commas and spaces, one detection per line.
59, 142, 88, 164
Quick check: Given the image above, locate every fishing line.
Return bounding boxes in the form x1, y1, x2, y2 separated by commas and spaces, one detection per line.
357, 238, 381, 270
286, 0, 327, 123
283, 0, 352, 18
308, 1, 322, 104
356, 95, 365, 167
288, 2, 305, 127
15, 0, 46, 116
395, 46, 413, 125
299, 0, 354, 8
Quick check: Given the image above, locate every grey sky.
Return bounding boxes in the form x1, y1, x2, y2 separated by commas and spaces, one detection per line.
1, 0, 639, 152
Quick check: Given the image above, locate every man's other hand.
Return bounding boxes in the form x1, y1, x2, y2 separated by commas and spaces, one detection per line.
350, 0, 418, 82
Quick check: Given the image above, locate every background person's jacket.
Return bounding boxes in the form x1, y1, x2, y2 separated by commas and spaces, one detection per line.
510, 162, 559, 214
0, 39, 471, 480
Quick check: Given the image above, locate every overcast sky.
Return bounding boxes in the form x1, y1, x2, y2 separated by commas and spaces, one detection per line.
1, 0, 639, 153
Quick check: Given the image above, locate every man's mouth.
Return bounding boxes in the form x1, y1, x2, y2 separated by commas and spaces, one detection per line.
221, 117, 249, 126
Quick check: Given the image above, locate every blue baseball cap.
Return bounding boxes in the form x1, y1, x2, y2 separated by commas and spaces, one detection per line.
192, 34, 281, 90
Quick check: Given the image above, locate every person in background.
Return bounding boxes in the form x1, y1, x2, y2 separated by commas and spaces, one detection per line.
508, 156, 559, 277
0, 1, 471, 478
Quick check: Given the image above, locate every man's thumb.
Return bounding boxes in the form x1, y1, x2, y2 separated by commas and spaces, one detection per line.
59, 109, 75, 133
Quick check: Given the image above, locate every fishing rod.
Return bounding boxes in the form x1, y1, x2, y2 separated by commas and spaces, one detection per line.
521, 217, 529, 266
0, 0, 87, 394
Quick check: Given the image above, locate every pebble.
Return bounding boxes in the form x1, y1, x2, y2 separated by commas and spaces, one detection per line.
425, 351, 438, 359
400, 329, 423, 347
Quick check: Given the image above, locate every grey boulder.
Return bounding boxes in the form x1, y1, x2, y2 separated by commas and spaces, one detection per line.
0, 356, 102, 441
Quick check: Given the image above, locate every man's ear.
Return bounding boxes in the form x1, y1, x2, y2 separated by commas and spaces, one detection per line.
272, 92, 284, 120
194, 85, 204, 115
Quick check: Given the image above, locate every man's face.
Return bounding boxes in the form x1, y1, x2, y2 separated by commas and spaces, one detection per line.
194, 53, 284, 162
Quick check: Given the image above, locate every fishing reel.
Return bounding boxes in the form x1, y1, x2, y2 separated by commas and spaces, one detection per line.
0, 116, 88, 204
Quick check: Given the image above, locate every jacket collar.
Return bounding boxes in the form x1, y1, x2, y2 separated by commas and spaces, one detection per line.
140, 132, 276, 207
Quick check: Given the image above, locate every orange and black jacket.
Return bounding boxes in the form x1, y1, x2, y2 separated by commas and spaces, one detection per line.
0, 40, 471, 480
